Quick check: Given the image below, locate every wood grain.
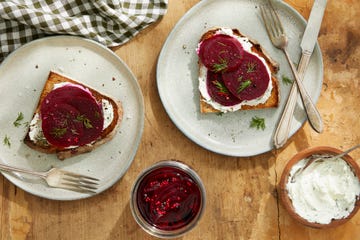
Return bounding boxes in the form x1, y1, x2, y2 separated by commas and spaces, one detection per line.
1, 0, 360, 239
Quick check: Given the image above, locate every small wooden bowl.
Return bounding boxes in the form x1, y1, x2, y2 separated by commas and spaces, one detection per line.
279, 146, 360, 228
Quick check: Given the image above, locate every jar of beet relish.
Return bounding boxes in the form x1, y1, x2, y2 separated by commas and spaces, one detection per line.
130, 160, 206, 238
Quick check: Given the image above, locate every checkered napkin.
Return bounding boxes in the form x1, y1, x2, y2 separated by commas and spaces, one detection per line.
0, 0, 168, 61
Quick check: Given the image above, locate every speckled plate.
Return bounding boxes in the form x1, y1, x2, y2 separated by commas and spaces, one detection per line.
157, 0, 323, 157
0, 36, 144, 200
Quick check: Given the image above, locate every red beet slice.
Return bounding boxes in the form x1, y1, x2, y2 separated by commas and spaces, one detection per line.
67, 96, 103, 145
41, 103, 84, 147
198, 34, 244, 72
40, 85, 104, 147
222, 51, 270, 100
206, 70, 242, 106
40, 85, 93, 113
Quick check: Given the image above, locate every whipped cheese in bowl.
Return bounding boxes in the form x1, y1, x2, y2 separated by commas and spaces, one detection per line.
287, 156, 360, 224
279, 146, 360, 228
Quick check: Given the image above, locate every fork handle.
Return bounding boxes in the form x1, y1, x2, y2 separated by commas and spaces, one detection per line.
274, 52, 310, 149
283, 49, 323, 133
0, 163, 46, 178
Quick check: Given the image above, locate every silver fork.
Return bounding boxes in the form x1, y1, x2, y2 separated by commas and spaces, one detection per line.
260, 1, 322, 134
0, 163, 99, 194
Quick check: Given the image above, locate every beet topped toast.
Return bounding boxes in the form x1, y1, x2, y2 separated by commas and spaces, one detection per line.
197, 27, 280, 113
24, 71, 123, 160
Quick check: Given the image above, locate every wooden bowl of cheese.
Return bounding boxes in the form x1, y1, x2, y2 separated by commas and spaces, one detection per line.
279, 146, 360, 228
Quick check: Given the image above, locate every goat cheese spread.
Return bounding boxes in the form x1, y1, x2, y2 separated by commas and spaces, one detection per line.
287, 156, 360, 224
197, 28, 273, 112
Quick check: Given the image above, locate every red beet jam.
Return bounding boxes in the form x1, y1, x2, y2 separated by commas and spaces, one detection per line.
40, 85, 104, 147
132, 161, 205, 235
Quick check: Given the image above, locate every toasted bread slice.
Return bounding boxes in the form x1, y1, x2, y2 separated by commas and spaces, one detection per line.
198, 28, 280, 113
24, 71, 123, 160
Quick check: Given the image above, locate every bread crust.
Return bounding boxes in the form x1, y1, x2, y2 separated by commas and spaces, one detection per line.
24, 71, 123, 160
198, 28, 280, 113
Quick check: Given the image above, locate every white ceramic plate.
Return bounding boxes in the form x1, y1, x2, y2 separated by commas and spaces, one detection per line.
0, 36, 144, 200
157, 0, 323, 157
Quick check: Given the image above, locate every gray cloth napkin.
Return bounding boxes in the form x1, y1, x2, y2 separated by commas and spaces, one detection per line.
0, 0, 168, 61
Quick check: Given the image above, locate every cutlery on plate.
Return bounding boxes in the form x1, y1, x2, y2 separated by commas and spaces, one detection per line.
0, 163, 99, 193
273, 0, 327, 149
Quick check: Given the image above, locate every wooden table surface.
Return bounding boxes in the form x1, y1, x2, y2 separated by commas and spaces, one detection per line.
1, 0, 360, 239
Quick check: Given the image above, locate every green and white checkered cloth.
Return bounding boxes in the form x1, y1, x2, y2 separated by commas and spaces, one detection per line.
0, 0, 168, 61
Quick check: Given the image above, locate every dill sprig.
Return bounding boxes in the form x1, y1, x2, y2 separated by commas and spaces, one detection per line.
3, 135, 11, 147
212, 57, 228, 72
51, 127, 67, 138
237, 79, 252, 93
246, 62, 257, 73
282, 75, 293, 85
76, 115, 93, 129
13, 112, 24, 127
212, 80, 229, 95
250, 116, 266, 130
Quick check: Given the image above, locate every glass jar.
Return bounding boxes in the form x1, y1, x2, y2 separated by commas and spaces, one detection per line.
130, 160, 206, 238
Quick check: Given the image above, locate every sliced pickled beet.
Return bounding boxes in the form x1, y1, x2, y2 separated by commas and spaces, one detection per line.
40, 85, 104, 147
198, 34, 244, 72
222, 51, 270, 100
40, 85, 94, 113
67, 96, 103, 145
206, 70, 242, 106
41, 103, 84, 147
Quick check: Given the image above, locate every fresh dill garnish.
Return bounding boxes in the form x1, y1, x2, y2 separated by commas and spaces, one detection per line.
76, 115, 93, 129
282, 75, 293, 85
212, 57, 228, 72
13, 112, 24, 127
250, 116, 266, 130
213, 80, 229, 95
237, 80, 252, 93
246, 61, 257, 73
3, 135, 11, 147
51, 127, 67, 138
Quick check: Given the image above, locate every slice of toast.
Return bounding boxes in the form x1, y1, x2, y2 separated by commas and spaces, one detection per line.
198, 28, 280, 113
24, 71, 123, 160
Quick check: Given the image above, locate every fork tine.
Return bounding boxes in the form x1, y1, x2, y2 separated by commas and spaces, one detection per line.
260, 3, 284, 41
57, 171, 100, 194
60, 174, 99, 186
58, 183, 98, 194
60, 181, 98, 190
62, 171, 100, 182
259, 6, 274, 40
61, 176, 100, 186
59, 179, 99, 192
268, 1, 284, 34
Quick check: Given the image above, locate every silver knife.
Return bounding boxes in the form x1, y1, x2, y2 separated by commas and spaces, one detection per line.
274, 0, 327, 149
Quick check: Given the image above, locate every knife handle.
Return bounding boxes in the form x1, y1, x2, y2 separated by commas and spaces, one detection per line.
274, 52, 323, 149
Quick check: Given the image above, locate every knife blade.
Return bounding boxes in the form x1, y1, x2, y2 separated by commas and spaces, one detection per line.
298, 0, 327, 77
274, 0, 327, 149
300, 0, 327, 56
